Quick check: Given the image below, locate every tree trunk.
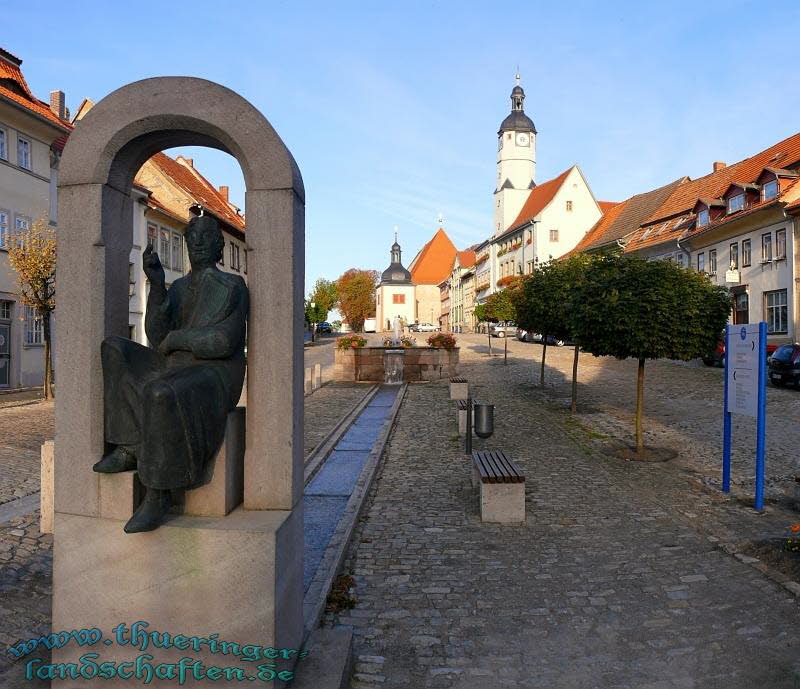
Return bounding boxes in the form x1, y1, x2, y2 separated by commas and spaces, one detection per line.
504, 336, 507, 365
488, 332, 492, 356
540, 336, 548, 386
43, 310, 53, 400
635, 357, 645, 454
570, 342, 579, 413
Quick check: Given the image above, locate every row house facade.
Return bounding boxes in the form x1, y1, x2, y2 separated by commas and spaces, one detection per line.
441, 250, 476, 333
0, 47, 71, 389
575, 132, 800, 347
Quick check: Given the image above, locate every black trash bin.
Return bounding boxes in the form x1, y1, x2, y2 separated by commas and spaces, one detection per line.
473, 402, 494, 439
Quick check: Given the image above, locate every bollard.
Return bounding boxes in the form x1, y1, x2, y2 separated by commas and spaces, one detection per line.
305, 367, 313, 395
313, 363, 322, 389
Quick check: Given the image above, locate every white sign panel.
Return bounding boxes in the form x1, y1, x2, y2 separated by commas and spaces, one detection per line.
726, 324, 760, 418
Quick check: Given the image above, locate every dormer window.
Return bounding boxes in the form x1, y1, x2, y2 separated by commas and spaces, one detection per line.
697, 209, 709, 227
727, 194, 745, 214
762, 179, 778, 201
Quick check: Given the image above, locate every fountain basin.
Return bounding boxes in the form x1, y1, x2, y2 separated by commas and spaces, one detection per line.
334, 346, 459, 382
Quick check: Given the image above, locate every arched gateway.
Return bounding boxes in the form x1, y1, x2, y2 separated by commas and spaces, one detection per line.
51, 78, 305, 681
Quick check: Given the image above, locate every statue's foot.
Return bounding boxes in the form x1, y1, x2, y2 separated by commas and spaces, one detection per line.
93, 446, 137, 473
123, 489, 171, 533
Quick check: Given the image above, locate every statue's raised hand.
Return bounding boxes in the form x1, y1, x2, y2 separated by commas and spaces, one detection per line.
143, 244, 165, 286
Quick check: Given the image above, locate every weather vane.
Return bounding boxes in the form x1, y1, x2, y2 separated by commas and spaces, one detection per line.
515, 67, 520, 85
437, 212, 444, 226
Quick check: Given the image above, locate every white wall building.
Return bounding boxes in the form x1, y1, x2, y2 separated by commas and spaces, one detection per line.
375, 238, 415, 331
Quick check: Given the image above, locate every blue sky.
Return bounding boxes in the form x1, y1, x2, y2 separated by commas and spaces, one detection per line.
8, 0, 800, 295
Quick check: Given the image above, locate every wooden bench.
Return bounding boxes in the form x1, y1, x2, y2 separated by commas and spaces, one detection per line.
449, 376, 468, 400
471, 450, 525, 523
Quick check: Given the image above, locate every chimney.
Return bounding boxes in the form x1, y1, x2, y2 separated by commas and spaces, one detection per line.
219, 185, 229, 201
49, 90, 66, 119
178, 156, 194, 168
713, 161, 726, 172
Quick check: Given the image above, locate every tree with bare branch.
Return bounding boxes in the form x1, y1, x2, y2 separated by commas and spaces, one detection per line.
8, 219, 56, 398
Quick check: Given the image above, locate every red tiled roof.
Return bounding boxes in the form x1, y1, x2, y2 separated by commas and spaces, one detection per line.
566, 177, 686, 256
502, 167, 573, 236
0, 55, 72, 132
409, 228, 458, 285
458, 250, 476, 268
649, 132, 800, 222
143, 153, 245, 231
598, 201, 620, 213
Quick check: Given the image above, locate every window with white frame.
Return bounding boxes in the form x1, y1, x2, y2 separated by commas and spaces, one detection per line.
566, 200, 573, 211
171, 233, 183, 272
764, 289, 788, 334
697, 209, 709, 227
146, 222, 157, 249
14, 215, 30, 245
24, 305, 43, 345
727, 194, 745, 214
709, 249, 717, 274
676, 252, 687, 268
549, 229, 559, 242
697, 252, 705, 272
742, 239, 751, 266
0, 128, 6, 160
0, 300, 11, 320
159, 229, 170, 267
17, 136, 31, 170
761, 233, 772, 262
776, 228, 786, 259
729, 243, 738, 270
0, 210, 8, 249
762, 179, 779, 201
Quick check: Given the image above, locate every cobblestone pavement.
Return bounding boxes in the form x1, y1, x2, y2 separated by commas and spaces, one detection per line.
331, 341, 800, 689
459, 334, 800, 502
0, 382, 368, 684
0, 401, 53, 507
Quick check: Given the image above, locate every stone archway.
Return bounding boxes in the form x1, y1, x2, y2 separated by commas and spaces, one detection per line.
56, 77, 305, 516
52, 78, 305, 675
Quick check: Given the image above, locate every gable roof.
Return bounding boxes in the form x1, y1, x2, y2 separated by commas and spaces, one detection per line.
457, 250, 476, 269
649, 131, 800, 222
140, 153, 245, 231
0, 51, 72, 132
568, 177, 686, 254
500, 167, 573, 237
409, 228, 458, 285
598, 201, 620, 213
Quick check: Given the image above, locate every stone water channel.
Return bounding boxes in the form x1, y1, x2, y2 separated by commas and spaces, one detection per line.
303, 384, 403, 623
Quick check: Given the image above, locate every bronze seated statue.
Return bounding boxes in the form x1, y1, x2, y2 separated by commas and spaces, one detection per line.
93, 214, 248, 533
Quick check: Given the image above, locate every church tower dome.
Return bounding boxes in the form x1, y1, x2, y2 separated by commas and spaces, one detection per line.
493, 71, 537, 236
380, 234, 412, 285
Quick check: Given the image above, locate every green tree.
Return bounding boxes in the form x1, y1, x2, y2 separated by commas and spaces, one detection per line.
336, 269, 379, 332
8, 219, 56, 399
573, 254, 731, 454
484, 288, 516, 322
512, 255, 593, 400
309, 278, 338, 322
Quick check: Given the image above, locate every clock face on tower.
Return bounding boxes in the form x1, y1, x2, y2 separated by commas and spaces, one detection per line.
516, 132, 530, 147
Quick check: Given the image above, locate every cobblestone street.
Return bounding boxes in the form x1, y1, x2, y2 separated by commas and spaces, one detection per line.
332, 336, 800, 688
0, 381, 368, 683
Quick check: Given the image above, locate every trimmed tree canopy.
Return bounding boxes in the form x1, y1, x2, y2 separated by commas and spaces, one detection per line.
484, 287, 517, 323
573, 255, 731, 361
336, 269, 379, 332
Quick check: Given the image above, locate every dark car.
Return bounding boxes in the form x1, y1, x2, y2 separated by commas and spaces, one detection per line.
316, 322, 332, 334
703, 336, 778, 367
768, 343, 800, 388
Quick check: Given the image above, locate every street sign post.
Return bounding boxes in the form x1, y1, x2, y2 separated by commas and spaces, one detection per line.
722, 322, 768, 510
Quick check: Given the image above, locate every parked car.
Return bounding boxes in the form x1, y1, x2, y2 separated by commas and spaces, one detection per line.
316, 322, 332, 334
768, 343, 800, 388
416, 322, 438, 332
489, 322, 517, 338
516, 329, 565, 346
703, 336, 778, 367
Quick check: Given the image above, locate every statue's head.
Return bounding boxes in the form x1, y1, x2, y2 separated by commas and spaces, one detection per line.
185, 214, 225, 268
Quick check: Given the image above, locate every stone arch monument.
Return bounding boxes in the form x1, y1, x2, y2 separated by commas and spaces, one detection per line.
52, 78, 305, 682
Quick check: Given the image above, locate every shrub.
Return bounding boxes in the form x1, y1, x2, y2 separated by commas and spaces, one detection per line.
383, 336, 416, 348
427, 333, 457, 349
336, 335, 367, 350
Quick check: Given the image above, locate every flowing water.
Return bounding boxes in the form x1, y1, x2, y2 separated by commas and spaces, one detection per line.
383, 349, 405, 384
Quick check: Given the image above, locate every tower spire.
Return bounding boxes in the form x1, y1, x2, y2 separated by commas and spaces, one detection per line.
515, 67, 520, 86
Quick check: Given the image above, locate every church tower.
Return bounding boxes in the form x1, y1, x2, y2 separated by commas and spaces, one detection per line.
493, 73, 537, 236
375, 232, 415, 331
